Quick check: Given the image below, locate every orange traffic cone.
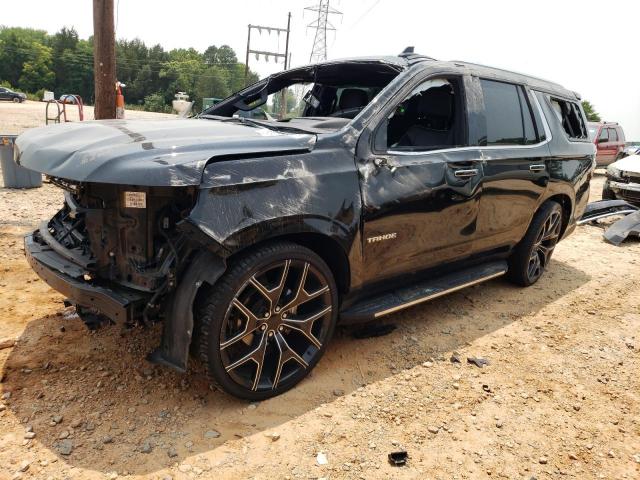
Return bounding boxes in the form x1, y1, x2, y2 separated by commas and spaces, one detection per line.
116, 82, 125, 119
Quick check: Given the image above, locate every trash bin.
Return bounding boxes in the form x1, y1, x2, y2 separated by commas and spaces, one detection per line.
0, 135, 42, 188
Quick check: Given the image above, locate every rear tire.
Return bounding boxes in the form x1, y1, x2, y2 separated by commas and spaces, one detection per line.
507, 201, 563, 287
195, 241, 338, 400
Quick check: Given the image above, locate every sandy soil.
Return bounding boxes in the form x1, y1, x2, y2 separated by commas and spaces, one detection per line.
0, 154, 639, 479
0, 100, 175, 135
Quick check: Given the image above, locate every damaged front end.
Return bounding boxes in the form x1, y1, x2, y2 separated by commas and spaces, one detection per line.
25, 178, 224, 369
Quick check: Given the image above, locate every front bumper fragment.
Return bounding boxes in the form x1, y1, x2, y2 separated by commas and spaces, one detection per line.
25, 232, 148, 322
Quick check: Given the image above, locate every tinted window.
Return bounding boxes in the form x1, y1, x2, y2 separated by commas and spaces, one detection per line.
608, 128, 618, 142
480, 79, 538, 145
0, 88, 5, 93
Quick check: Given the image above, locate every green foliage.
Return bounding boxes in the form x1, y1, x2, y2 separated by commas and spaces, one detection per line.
143, 92, 170, 113
19, 42, 55, 91
0, 25, 259, 113
582, 100, 601, 122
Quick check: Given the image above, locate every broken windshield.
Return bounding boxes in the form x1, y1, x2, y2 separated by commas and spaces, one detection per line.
200, 60, 404, 125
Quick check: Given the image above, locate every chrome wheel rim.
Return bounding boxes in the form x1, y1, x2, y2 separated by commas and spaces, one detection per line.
527, 210, 561, 282
220, 259, 332, 392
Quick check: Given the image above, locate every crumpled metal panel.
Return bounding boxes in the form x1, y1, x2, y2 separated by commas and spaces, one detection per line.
604, 211, 640, 246
14, 118, 316, 186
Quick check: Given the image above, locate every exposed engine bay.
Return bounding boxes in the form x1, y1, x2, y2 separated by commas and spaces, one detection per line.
34, 178, 197, 319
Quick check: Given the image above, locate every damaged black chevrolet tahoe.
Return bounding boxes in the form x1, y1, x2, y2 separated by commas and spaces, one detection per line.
17, 49, 595, 399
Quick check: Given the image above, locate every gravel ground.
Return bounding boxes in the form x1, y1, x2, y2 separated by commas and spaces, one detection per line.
0, 100, 175, 136
0, 130, 639, 479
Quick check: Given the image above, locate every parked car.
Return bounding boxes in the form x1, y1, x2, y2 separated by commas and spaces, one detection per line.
587, 121, 626, 166
603, 154, 640, 205
58, 94, 80, 104
16, 49, 595, 400
0, 86, 26, 103
623, 144, 640, 157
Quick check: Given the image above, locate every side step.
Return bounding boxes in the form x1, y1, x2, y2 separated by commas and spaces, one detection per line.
340, 261, 508, 323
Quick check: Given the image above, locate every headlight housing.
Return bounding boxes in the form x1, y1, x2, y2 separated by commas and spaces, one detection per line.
606, 165, 623, 179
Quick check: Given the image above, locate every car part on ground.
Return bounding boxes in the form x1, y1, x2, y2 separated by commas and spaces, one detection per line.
17, 50, 595, 399
603, 211, 640, 246
577, 199, 639, 225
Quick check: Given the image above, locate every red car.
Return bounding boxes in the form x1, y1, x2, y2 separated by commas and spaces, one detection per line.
588, 122, 626, 166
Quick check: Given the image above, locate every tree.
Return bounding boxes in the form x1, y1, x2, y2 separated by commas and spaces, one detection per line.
582, 100, 601, 122
19, 43, 55, 91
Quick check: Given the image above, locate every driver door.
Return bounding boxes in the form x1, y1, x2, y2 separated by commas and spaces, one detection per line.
356, 75, 484, 283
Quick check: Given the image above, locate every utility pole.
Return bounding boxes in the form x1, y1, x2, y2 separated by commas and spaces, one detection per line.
243, 13, 292, 119
93, 0, 116, 119
305, 0, 341, 63
244, 13, 291, 79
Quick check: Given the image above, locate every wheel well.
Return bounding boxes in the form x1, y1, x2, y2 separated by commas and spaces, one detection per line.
546, 194, 572, 235
228, 233, 351, 296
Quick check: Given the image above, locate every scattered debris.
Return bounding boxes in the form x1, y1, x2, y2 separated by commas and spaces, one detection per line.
482, 384, 492, 393
351, 323, 396, 339
204, 430, 221, 439
604, 211, 640, 245
450, 353, 462, 364
388, 450, 408, 466
333, 389, 345, 396
316, 452, 329, 465
467, 357, 490, 368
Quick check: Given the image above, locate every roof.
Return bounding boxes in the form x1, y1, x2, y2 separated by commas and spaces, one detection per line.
310, 52, 579, 100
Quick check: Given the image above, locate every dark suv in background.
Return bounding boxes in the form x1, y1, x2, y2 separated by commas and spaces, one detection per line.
0, 86, 26, 103
16, 50, 595, 399
588, 121, 626, 166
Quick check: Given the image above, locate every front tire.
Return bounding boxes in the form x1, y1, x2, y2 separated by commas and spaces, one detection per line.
507, 201, 563, 287
196, 242, 338, 400
12, 97, 20, 103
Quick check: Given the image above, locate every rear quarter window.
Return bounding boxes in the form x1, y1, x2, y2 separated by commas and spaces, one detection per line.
549, 98, 588, 140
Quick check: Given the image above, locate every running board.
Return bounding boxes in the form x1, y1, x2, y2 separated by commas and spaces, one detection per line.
340, 261, 508, 324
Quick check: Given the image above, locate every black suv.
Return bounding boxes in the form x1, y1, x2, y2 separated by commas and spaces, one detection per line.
0, 86, 26, 102
17, 50, 595, 399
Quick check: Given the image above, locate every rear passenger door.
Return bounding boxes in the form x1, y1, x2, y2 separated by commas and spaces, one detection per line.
473, 78, 550, 253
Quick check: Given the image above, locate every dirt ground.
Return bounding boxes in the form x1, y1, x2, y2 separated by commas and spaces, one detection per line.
0, 126, 639, 480
0, 100, 174, 135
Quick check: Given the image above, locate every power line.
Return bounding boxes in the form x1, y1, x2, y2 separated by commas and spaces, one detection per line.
305, 0, 342, 63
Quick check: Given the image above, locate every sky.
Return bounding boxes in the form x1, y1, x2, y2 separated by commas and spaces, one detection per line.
3, 0, 640, 139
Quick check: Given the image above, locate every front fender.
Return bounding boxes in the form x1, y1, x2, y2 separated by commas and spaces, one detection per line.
188, 148, 361, 256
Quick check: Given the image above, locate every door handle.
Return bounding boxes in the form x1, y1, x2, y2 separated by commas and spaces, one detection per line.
453, 169, 479, 178
529, 164, 546, 172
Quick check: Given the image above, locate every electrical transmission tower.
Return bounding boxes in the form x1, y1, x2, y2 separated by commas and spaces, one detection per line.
305, 0, 342, 63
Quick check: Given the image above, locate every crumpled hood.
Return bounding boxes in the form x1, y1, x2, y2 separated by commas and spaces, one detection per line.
15, 118, 316, 186
611, 154, 640, 174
